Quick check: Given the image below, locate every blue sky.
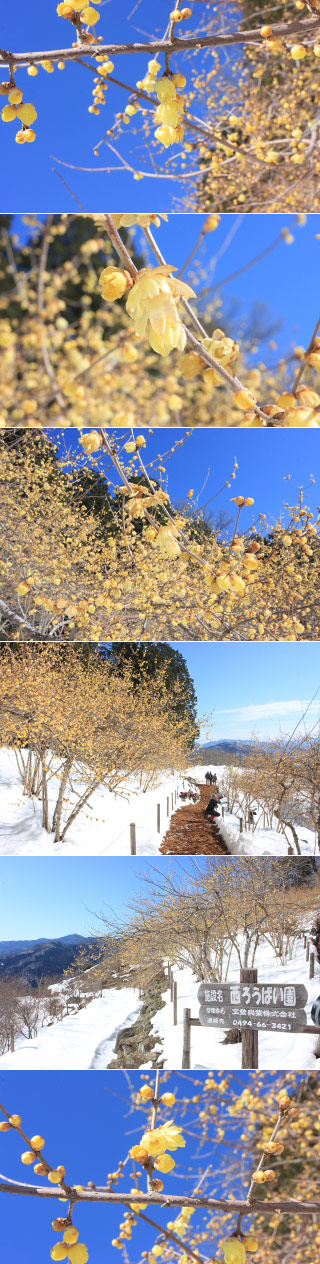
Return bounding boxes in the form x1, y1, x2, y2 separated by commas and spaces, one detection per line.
54, 425, 320, 536
11, 212, 320, 361
0, 1069, 294, 1264
1, 0, 205, 212
0, 857, 203, 939
167, 642, 320, 742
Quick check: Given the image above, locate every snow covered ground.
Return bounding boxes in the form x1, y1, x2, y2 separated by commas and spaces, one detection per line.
0, 749, 318, 857
0, 748, 183, 856
150, 933, 320, 1071
0, 986, 142, 1070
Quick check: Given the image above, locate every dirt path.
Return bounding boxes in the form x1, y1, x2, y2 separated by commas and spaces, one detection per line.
160, 784, 229, 855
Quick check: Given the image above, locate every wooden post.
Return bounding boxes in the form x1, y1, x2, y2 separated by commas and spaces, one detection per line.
168, 964, 172, 987
157, 803, 160, 833
222, 806, 225, 819
306, 940, 310, 962
173, 980, 178, 1025
239, 817, 243, 834
171, 793, 174, 811
303, 934, 306, 949
182, 1007, 191, 1068
167, 796, 170, 817
10, 1026, 15, 1053
130, 823, 136, 855
240, 967, 258, 1069
309, 951, 315, 979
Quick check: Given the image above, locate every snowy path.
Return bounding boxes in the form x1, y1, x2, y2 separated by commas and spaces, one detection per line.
90, 1002, 142, 1069
0, 988, 142, 1070
161, 784, 228, 854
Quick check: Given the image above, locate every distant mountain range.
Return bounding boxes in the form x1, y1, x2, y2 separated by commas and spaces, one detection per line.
0, 934, 87, 955
0, 935, 98, 983
191, 739, 256, 764
198, 740, 254, 753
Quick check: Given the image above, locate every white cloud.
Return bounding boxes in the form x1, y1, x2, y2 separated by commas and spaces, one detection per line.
216, 699, 320, 721
200, 699, 320, 742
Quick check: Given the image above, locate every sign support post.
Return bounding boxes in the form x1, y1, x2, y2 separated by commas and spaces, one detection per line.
240, 967, 258, 1068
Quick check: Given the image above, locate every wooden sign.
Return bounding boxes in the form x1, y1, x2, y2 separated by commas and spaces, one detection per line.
198, 1006, 307, 1033
198, 982, 308, 1009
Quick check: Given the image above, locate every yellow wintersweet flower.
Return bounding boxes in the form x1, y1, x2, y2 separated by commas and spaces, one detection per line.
140, 1129, 168, 1156
159, 1122, 186, 1149
126, 266, 195, 357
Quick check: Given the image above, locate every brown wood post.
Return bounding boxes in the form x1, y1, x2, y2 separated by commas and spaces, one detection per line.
222, 806, 225, 819
239, 817, 243, 833
168, 964, 172, 987
130, 823, 136, 855
157, 804, 160, 833
182, 1007, 191, 1068
173, 980, 178, 1025
171, 793, 174, 811
167, 796, 170, 816
306, 940, 310, 962
10, 1027, 15, 1052
303, 934, 306, 949
309, 951, 315, 979
240, 967, 258, 1069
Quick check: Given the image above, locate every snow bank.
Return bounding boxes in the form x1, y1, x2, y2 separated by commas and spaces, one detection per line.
150, 935, 320, 1070
0, 986, 142, 1070
187, 765, 318, 858
218, 819, 318, 858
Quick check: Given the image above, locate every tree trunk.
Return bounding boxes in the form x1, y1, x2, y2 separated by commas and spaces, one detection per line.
52, 757, 73, 842
41, 753, 49, 832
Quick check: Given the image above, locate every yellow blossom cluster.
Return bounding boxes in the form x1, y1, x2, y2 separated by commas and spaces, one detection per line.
56, 0, 115, 117
134, 59, 188, 149
112, 215, 169, 230
189, 44, 320, 211
0, 1106, 89, 1264
153, 74, 187, 149
51, 1224, 89, 1264
221, 1238, 259, 1264
0, 78, 37, 143
130, 1120, 186, 1174
57, 0, 101, 27
180, 328, 240, 386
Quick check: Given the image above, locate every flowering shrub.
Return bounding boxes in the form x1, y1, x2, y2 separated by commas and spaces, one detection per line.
1, 428, 320, 642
